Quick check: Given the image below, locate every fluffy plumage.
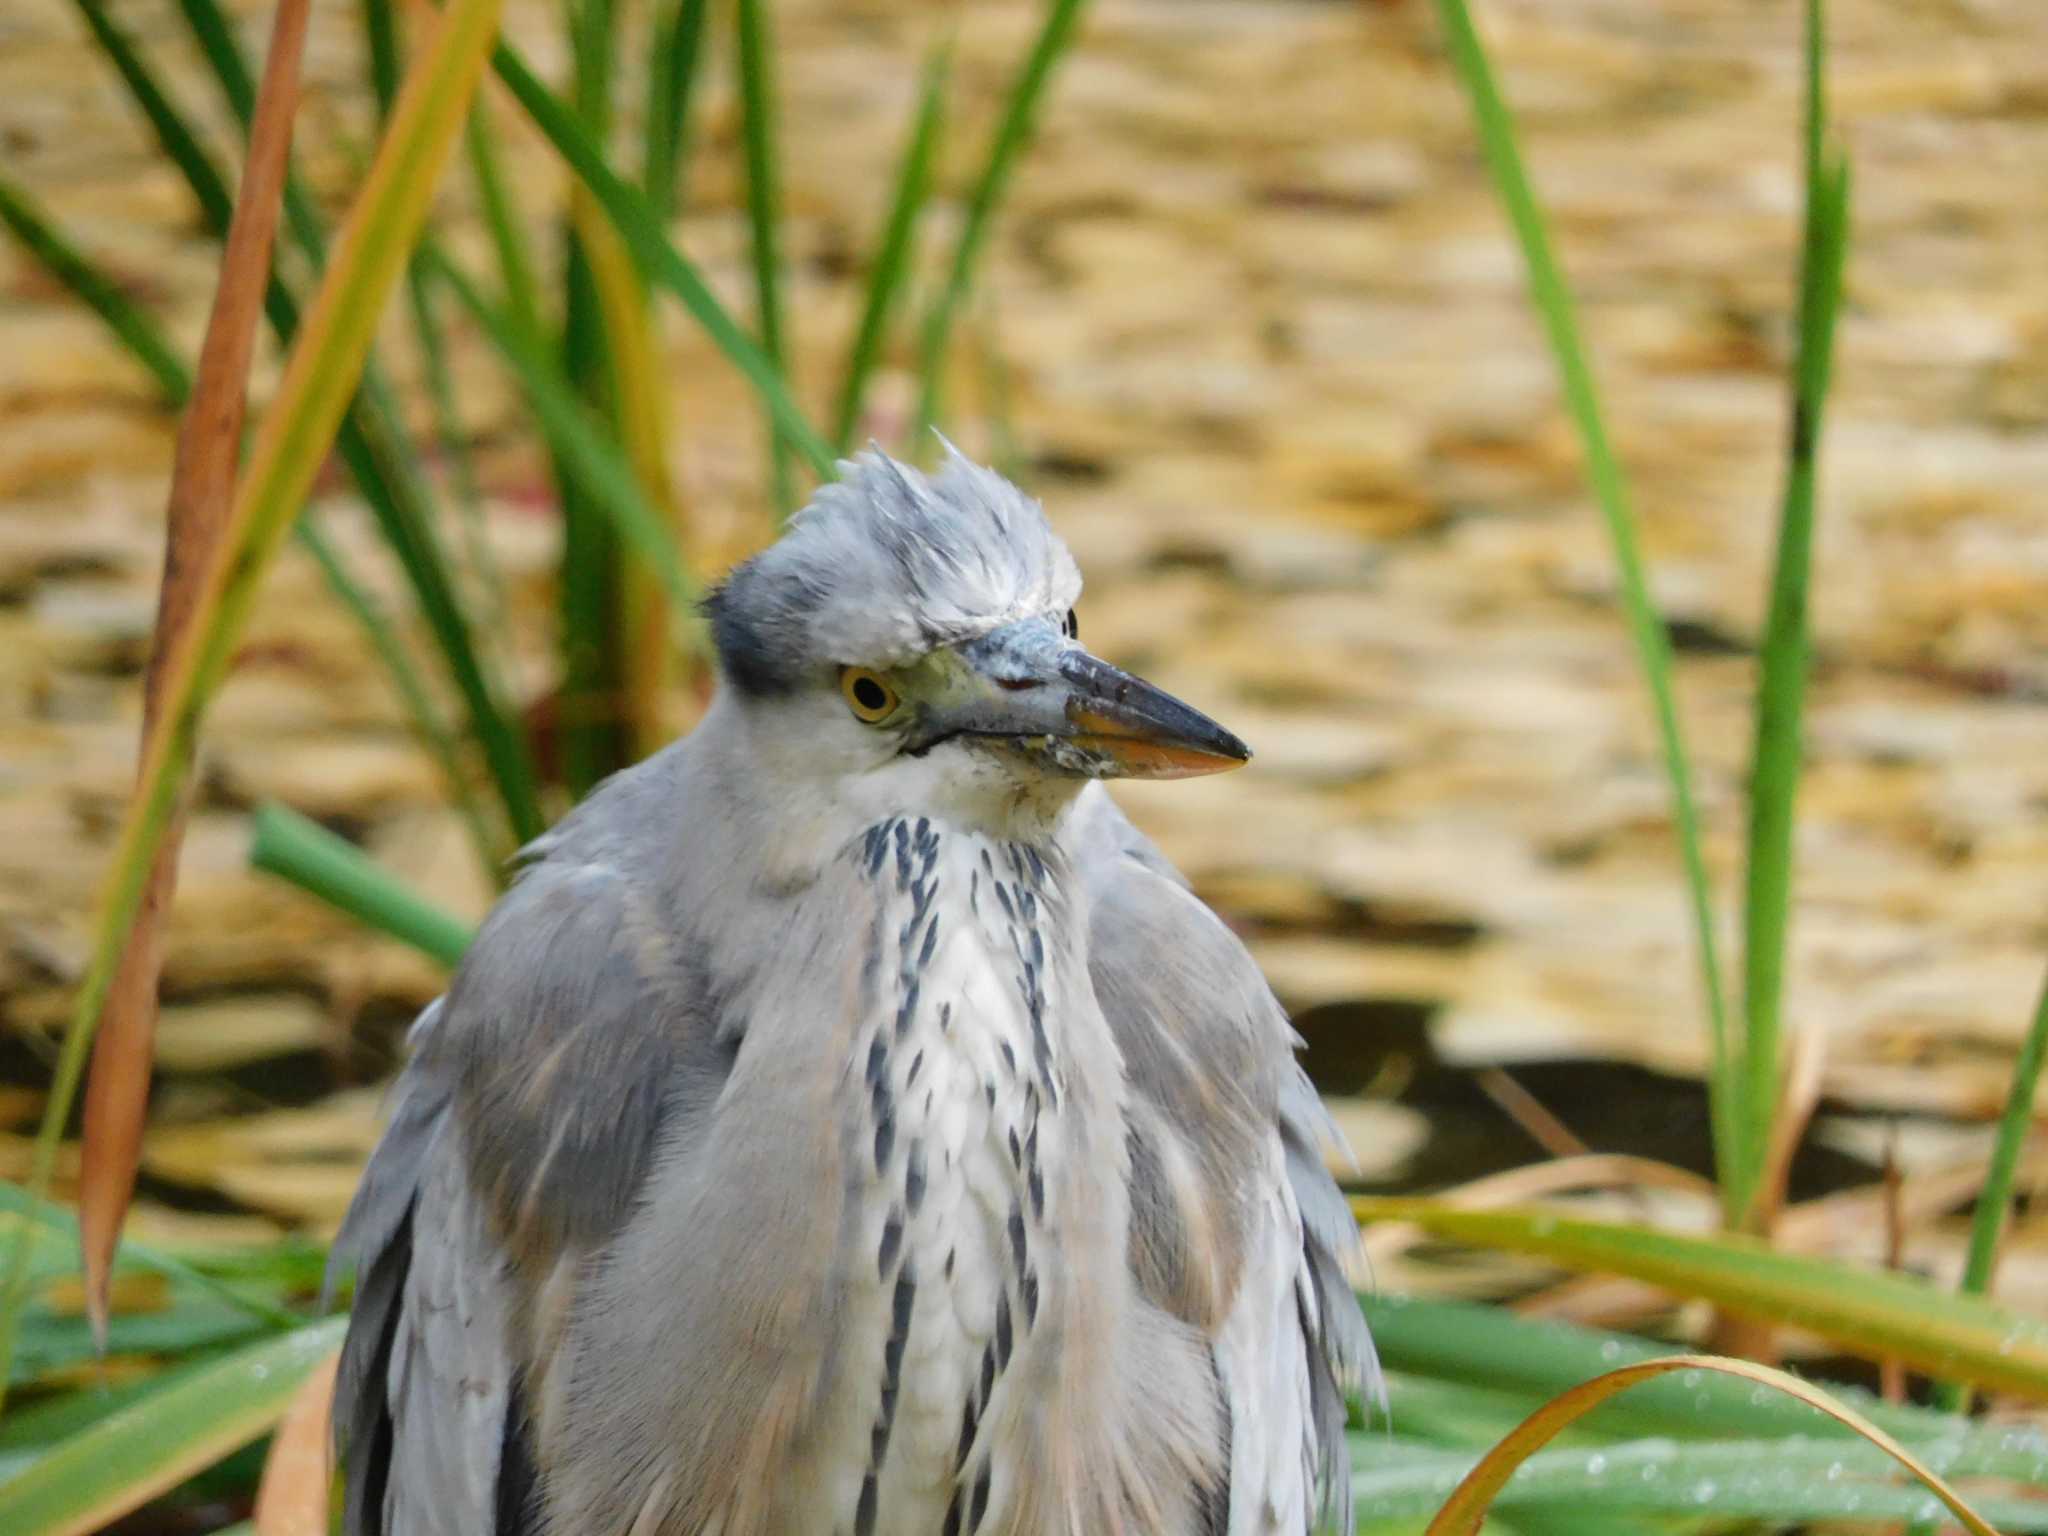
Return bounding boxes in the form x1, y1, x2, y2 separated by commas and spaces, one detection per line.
330, 451, 1374, 1536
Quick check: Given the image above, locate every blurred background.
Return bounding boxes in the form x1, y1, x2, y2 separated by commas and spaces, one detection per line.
3, 0, 2048, 1522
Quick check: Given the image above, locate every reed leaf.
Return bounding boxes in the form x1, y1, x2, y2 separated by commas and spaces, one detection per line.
734, 0, 793, 514
644, 0, 711, 220
250, 803, 472, 968
915, 0, 1089, 438
834, 37, 951, 452
0, 177, 188, 402
1734, 0, 1852, 1229
430, 250, 698, 614
1430, 0, 1738, 1214
491, 39, 835, 477
1936, 964, 2048, 1415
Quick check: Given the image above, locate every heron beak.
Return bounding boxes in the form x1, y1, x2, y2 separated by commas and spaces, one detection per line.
940, 620, 1251, 780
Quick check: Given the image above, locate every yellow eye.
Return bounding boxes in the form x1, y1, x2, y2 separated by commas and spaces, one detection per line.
840, 667, 900, 723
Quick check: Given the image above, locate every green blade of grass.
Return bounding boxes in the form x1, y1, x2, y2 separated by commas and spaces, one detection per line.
464, 99, 546, 343
0, 0, 508, 1397
430, 249, 698, 613
349, 0, 509, 669
67, 0, 234, 234
1735, 0, 1852, 1228
643, 0, 710, 220
0, 177, 189, 402
1430, 0, 1738, 1216
0, 1317, 344, 1536
1354, 1200, 2048, 1402
914, 0, 1089, 439
339, 390, 546, 845
361, 0, 403, 115
833, 37, 951, 453
1936, 963, 2048, 1416
0, 1183, 302, 1334
734, 0, 793, 515
406, 259, 509, 649
491, 38, 835, 478
292, 520, 507, 872
249, 802, 472, 966
557, 0, 631, 796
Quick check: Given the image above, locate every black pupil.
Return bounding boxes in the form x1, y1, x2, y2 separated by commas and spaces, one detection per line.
852, 676, 889, 712
1064, 609, 1078, 639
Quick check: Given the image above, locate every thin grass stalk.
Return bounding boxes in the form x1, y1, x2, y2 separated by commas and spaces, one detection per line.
733, 0, 794, 516
250, 803, 472, 967
0, 178, 188, 402
169, 0, 326, 258
914, 0, 1089, 440
1934, 965, 2048, 1416
336, 398, 545, 844
0, 0, 506, 1396
464, 99, 546, 343
293, 520, 505, 871
406, 263, 509, 643
1430, 0, 1738, 1215
68, 0, 234, 233
0, 1180, 304, 1333
833, 37, 951, 453
492, 39, 834, 476
973, 294, 1025, 483
578, 201, 696, 755
557, 0, 630, 794
361, 0, 404, 114
430, 249, 698, 612
644, 0, 711, 221
1734, 0, 1851, 1230
357, 0, 509, 653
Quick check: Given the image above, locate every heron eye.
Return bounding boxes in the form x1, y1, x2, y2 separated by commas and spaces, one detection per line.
1063, 609, 1079, 640
840, 667, 900, 723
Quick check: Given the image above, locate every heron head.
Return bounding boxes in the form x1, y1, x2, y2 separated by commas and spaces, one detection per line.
704, 447, 1249, 814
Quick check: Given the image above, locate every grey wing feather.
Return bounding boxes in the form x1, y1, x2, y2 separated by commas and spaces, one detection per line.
330, 1002, 516, 1536
330, 758, 734, 1536
1075, 789, 1376, 1532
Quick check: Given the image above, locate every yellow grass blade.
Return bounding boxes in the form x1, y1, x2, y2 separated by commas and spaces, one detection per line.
1422, 1354, 2002, 1536
572, 186, 696, 755
0, 0, 505, 1396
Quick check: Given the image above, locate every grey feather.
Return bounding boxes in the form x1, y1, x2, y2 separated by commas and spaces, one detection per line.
1076, 789, 1374, 1533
